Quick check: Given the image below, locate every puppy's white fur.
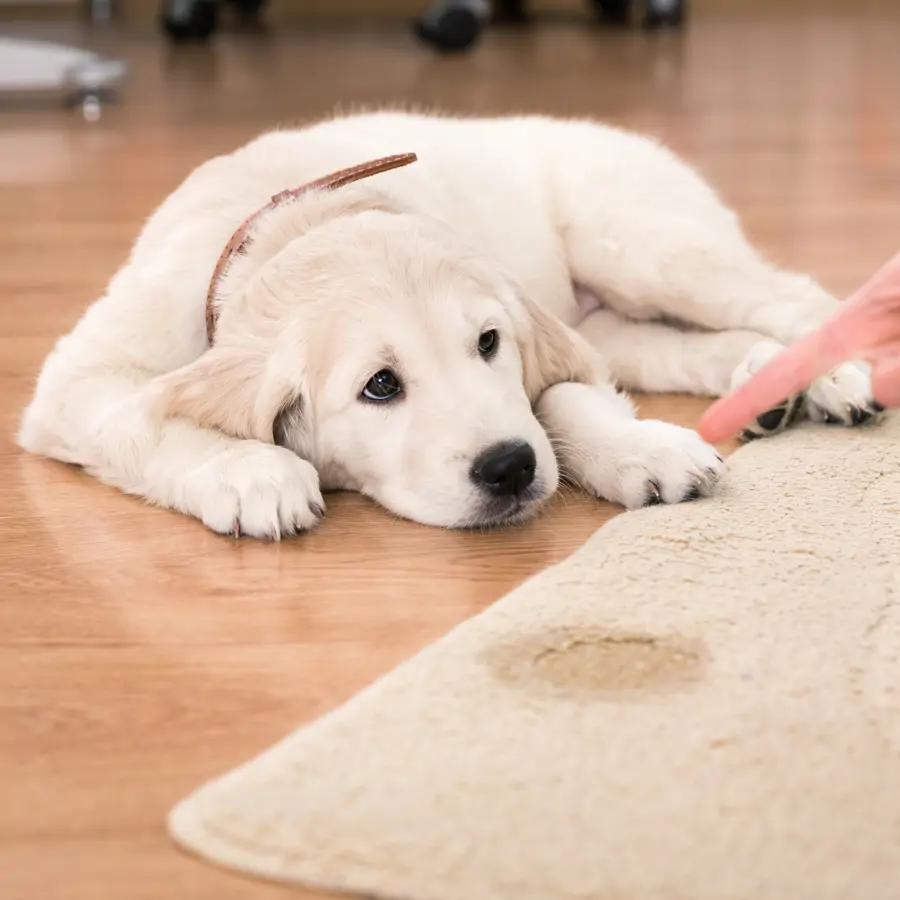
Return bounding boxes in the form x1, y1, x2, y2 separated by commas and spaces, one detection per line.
18, 111, 877, 537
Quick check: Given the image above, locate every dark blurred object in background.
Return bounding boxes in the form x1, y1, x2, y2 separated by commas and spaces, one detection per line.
157, 0, 686, 51
593, 0, 686, 29
161, 0, 268, 41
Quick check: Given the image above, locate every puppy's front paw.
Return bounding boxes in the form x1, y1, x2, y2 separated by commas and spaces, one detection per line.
731, 343, 883, 441
585, 420, 726, 510
806, 361, 884, 427
187, 443, 324, 540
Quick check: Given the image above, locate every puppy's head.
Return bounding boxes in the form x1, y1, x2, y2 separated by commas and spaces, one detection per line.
155, 171, 601, 528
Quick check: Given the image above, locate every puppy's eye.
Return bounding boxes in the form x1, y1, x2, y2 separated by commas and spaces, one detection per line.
362, 369, 402, 402
478, 328, 499, 359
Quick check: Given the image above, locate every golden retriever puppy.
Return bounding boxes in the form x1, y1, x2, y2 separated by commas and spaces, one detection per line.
18, 111, 879, 538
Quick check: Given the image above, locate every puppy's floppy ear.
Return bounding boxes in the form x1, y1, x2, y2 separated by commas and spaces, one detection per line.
505, 289, 610, 401
149, 342, 301, 445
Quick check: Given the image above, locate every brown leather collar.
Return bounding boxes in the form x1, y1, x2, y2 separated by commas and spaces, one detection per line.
205, 152, 418, 346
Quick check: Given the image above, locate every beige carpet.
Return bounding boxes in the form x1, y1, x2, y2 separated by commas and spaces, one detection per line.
169, 415, 900, 900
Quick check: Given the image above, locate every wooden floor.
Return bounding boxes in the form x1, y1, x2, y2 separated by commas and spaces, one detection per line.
2, 9, 900, 900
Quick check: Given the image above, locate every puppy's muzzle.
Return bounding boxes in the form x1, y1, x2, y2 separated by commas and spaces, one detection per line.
470, 440, 537, 498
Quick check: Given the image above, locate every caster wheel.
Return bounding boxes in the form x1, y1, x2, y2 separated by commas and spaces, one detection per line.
592, 0, 632, 25
415, 1, 489, 53
643, 0, 686, 28
161, 0, 219, 42
79, 93, 103, 122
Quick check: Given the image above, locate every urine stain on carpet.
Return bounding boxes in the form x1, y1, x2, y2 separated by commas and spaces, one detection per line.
483, 627, 707, 699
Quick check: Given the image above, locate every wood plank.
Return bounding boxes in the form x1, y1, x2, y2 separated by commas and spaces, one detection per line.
2, 9, 899, 899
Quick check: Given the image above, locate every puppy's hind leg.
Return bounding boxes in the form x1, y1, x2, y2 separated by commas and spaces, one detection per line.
576, 309, 805, 440
566, 212, 881, 433
550, 126, 881, 432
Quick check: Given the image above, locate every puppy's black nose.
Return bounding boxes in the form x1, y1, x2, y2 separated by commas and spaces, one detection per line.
470, 440, 536, 497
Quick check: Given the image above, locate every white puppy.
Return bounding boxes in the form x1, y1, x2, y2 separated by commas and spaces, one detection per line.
18, 111, 879, 538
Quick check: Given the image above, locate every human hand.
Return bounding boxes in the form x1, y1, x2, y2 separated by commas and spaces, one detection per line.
699, 252, 900, 444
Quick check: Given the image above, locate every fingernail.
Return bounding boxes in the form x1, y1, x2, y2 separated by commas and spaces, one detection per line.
308, 501, 325, 519
871, 401, 886, 413
232, 518, 241, 539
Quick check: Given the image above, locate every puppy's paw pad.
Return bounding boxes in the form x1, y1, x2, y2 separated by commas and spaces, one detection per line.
806, 362, 883, 428
190, 443, 324, 540
732, 341, 804, 440
739, 393, 805, 442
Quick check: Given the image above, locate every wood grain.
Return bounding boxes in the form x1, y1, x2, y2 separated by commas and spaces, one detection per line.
2, 9, 899, 899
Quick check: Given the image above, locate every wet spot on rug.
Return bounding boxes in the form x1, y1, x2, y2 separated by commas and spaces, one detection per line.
483, 627, 707, 699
